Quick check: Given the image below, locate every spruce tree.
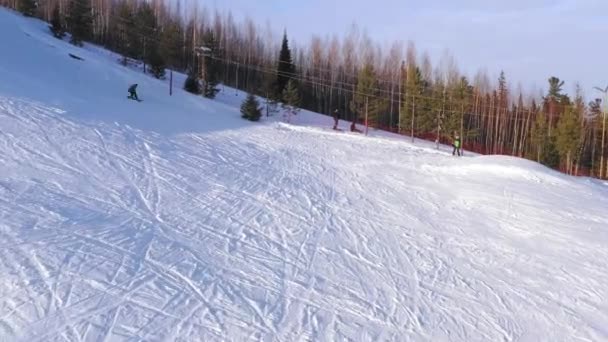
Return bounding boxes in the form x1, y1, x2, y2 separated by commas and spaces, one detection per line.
282, 79, 301, 122
400, 66, 427, 137
262, 72, 279, 116
589, 98, 602, 119
454, 76, 473, 139
18, 0, 37, 17
116, 2, 138, 62
66, 0, 93, 47
350, 64, 387, 131
531, 111, 548, 162
241, 94, 262, 122
160, 18, 183, 69
418, 77, 435, 133
148, 44, 166, 79
539, 77, 571, 168
544, 136, 560, 168
498, 71, 508, 104
275, 32, 296, 100
556, 105, 582, 173
429, 79, 447, 142
184, 72, 200, 94
49, 4, 65, 39
544, 76, 569, 137
137, 3, 159, 72
547, 77, 565, 100
202, 31, 220, 98
532, 111, 560, 167
136, 3, 156, 37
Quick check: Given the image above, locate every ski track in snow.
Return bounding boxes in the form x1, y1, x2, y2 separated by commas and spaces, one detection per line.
1, 8, 608, 342
1, 97, 608, 341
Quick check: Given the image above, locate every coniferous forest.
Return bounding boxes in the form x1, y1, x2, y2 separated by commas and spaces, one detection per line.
2, 0, 607, 179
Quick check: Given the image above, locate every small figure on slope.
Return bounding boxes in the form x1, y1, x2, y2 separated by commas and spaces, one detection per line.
127, 84, 141, 102
452, 131, 462, 156
332, 109, 340, 130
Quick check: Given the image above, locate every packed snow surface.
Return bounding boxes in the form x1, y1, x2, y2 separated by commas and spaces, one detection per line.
1, 8, 608, 342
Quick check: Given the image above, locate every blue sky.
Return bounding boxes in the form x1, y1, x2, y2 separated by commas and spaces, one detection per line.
208, 0, 608, 98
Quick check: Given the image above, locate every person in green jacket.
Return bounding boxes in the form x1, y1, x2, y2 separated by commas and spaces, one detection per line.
452, 132, 462, 156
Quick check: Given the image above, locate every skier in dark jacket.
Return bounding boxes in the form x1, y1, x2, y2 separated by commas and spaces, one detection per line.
128, 84, 139, 101
332, 109, 340, 130
452, 132, 462, 156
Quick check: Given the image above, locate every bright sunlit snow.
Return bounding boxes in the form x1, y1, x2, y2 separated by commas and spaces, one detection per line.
1, 8, 607, 342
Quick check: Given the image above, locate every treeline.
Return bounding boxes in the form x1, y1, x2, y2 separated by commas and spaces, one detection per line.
2, 0, 607, 178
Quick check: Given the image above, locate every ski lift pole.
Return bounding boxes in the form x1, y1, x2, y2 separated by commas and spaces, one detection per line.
594, 85, 608, 178
398, 60, 404, 134
604, 94, 608, 179
365, 96, 369, 136
143, 38, 146, 73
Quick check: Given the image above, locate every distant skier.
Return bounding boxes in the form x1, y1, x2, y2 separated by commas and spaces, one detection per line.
332, 109, 340, 130
127, 84, 140, 101
452, 131, 462, 156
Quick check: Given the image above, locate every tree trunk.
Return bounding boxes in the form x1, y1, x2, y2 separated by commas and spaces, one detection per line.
512, 106, 520, 156
460, 102, 465, 153
411, 97, 415, 143
602, 111, 607, 178
365, 96, 369, 136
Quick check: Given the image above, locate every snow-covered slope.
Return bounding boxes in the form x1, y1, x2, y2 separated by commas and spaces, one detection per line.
1, 8, 608, 342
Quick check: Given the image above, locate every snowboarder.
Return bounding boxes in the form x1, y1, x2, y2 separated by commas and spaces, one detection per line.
452, 131, 462, 156
127, 84, 140, 101
332, 109, 340, 130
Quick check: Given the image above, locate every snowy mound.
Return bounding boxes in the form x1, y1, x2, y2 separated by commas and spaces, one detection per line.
1, 8, 608, 341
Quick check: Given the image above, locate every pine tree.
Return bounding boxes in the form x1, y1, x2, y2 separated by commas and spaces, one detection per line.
148, 44, 166, 79
454, 76, 473, 140
545, 136, 560, 168
136, 4, 156, 33
350, 64, 387, 130
18, 0, 36, 17
184, 72, 200, 94
275, 32, 296, 100
136, 3, 159, 72
241, 94, 262, 121
49, 4, 65, 39
282, 79, 301, 122
544, 76, 569, 137
556, 105, 582, 173
532, 112, 560, 168
183, 19, 197, 72
400, 65, 427, 137
116, 2, 138, 62
498, 71, 508, 105
547, 77, 565, 100
588, 99, 603, 176
262, 72, 279, 116
160, 18, 183, 69
202, 31, 220, 98
589, 99, 602, 119
66, 0, 93, 47
531, 111, 548, 162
